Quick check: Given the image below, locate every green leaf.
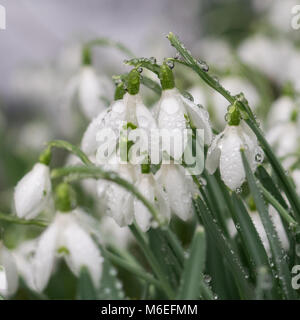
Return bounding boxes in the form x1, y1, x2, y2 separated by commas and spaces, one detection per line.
241, 151, 298, 299
130, 224, 174, 299
246, 120, 300, 220
148, 229, 182, 290
77, 267, 97, 300
98, 260, 125, 300
177, 226, 213, 300
193, 196, 254, 299
231, 194, 271, 271
256, 166, 289, 210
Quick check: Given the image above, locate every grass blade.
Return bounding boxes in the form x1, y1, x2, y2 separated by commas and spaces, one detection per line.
177, 226, 213, 300
241, 151, 298, 299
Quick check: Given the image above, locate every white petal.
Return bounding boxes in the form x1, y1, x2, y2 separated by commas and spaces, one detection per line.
181, 96, 213, 145
0, 245, 18, 297
157, 165, 191, 221
33, 222, 59, 292
106, 183, 134, 227
134, 176, 154, 232
219, 126, 245, 190
13, 240, 37, 291
205, 132, 223, 174
14, 163, 51, 220
81, 109, 108, 156
62, 219, 102, 288
78, 66, 103, 119
136, 103, 157, 130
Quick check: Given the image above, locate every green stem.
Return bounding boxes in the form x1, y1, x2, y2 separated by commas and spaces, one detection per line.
129, 224, 174, 299
47, 140, 93, 166
85, 37, 134, 58
259, 183, 298, 230
0, 212, 48, 227
51, 166, 164, 225
102, 248, 162, 289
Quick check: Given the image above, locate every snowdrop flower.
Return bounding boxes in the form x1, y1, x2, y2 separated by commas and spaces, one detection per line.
133, 172, 171, 232
97, 153, 136, 227
211, 76, 259, 128
227, 207, 289, 255
238, 35, 294, 84
156, 64, 212, 159
156, 164, 193, 221
266, 97, 300, 158
14, 149, 52, 220
81, 69, 157, 161
63, 48, 113, 120
13, 240, 37, 291
268, 0, 299, 33
0, 242, 18, 298
100, 216, 133, 249
33, 183, 102, 292
206, 106, 263, 190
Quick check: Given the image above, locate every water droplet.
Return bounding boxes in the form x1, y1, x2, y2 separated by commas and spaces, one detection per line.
166, 60, 174, 69
204, 274, 212, 283
137, 67, 143, 73
149, 57, 157, 64
197, 60, 209, 72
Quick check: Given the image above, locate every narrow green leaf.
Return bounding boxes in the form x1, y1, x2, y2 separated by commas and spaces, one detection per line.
177, 226, 213, 300
77, 266, 97, 300
130, 224, 174, 299
256, 166, 289, 210
241, 151, 297, 299
193, 196, 254, 299
102, 248, 162, 289
98, 260, 125, 300
148, 229, 182, 290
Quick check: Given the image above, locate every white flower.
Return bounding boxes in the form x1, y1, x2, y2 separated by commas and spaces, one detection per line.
238, 35, 293, 84
14, 163, 52, 220
266, 97, 300, 158
13, 240, 37, 292
78, 66, 108, 119
33, 210, 103, 292
81, 93, 157, 158
156, 88, 212, 156
227, 207, 289, 256
133, 173, 170, 232
156, 164, 193, 221
97, 154, 136, 227
0, 243, 18, 297
100, 216, 133, 249
206, 121, 263, 190
63, 65, 113, 120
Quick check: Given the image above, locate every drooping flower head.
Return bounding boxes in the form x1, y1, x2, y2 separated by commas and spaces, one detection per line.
33, 183, 103, 292
206, 103, 263, 190
14, 147, 53, 220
